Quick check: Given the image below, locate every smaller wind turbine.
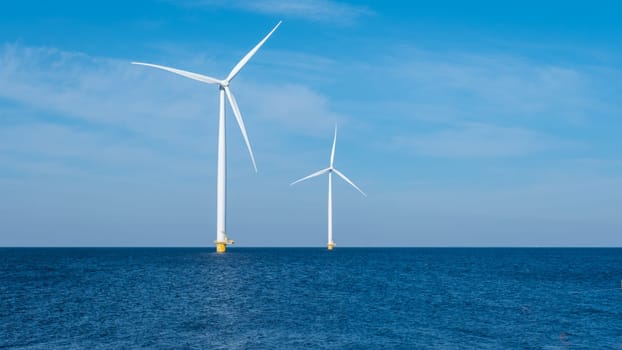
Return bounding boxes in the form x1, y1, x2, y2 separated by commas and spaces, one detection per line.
291, 126, 366, 250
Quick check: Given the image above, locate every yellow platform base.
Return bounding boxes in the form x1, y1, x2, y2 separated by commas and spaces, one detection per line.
216, 243, 227, 253
327, 242, 335, 251
215, 239, 234, 253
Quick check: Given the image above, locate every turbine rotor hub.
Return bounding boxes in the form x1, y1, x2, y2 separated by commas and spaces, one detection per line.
220, 80, 229, 87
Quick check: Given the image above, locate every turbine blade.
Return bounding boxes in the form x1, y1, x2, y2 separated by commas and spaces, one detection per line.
132, 62, 221, 85
226, 21, 282, 82
330, 125, 337, 167
224, 86, 257, 172
290, 167, 330, 186
333, 168, 366, 197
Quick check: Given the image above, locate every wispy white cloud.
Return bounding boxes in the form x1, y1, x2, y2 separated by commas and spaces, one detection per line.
338, 45, 621, 161
239, 81, 345, 133
0, 44, 209, 144
181, 0, 373, 24
393, 123, 572, 158
342, 46, 620, 134
0, 43, 347, 180
417, 57, 589, 121
0, 122, 192, 179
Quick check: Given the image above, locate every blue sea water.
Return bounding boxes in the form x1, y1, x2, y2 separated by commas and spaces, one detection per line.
1, 248, 621, 349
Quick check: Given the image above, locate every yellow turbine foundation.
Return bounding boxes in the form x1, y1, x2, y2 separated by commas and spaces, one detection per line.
215, 239, 234, 253
327, 242, 335, 251
216, 243, 227, 253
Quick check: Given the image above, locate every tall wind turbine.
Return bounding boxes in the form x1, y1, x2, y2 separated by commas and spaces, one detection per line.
132, 21, 282, 253
291, 126, 366, 250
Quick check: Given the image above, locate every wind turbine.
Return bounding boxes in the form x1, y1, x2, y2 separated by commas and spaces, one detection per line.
291, 126, 366, 250
132, 21, 282, 253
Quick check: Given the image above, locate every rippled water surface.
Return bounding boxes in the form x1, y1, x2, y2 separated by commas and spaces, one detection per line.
1, 248, 621, 349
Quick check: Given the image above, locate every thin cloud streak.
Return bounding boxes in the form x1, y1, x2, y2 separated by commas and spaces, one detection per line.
179, 0, 373, 24
393, 123, 574, 158
364, 46, 621, 127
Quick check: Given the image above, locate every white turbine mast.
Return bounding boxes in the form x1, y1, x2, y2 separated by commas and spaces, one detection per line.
133, 21, 282, 253
290, 125, 366, 250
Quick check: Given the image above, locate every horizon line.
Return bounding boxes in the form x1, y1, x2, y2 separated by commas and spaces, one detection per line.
1, 246, 621, 249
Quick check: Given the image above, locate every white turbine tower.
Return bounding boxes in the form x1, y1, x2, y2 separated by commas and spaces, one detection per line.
291, 126, 366, 250
132, 21, 281, 253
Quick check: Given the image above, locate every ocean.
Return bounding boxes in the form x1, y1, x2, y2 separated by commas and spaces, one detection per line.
1, 248, 621, 349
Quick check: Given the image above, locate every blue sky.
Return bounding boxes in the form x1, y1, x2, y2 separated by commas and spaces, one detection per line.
1, 0, 621, 246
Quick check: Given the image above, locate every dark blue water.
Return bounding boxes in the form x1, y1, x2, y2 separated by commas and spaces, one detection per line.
1, 248, 621, 349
